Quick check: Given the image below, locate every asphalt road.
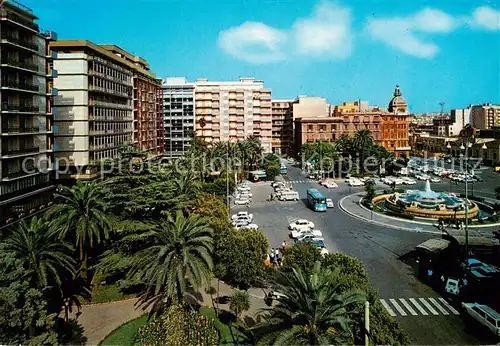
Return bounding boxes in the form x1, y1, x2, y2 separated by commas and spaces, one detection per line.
233, 164, 498, 345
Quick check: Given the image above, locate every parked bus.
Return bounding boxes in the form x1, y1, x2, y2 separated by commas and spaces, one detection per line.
306, 188, 327, 211
280, 165, 288, 174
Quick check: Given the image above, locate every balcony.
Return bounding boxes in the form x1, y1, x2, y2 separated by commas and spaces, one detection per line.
1, 103, 39, 113
47, 69, 57, 78
0, 34, 38, 51
0, 10, 39, 32
1, 126, 43, 135
2, 146, 40, 158
89, 100, 132, 110
1, 58, 39, 72
89, 85, 130, 98
1, 80, 39, 92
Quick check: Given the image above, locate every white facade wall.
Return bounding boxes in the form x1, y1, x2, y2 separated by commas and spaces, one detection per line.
450, 108, 472, 136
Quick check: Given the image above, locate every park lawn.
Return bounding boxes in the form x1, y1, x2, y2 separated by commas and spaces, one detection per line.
199, 307, 251, 345
99, 314, 148, 346
88, 283, 136, 304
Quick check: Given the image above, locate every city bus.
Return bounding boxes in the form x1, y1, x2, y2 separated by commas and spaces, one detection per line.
306, 188, 327, 212
280, 165, 288, 174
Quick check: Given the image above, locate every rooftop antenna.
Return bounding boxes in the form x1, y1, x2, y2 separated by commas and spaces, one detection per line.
439, 102, 445, 116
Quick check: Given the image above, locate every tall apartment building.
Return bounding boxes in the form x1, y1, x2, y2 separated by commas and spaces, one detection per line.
194, 77, 273, 153
100, 45, 163, 155
471, 104, 500, 130
0, 0, 57, 228
271, 99, 294, 155
50, 40, 161, 179
162, 77, 195, 158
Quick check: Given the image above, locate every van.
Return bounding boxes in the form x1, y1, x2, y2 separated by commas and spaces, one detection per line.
462, 303, 500, 336
280, 191, 300, 201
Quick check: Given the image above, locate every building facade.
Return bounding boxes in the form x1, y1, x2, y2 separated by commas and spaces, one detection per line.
194, 77, 272, 152
50, 40, 160, 179
162, 77, 195, 158
471, 104, 500, 130
100, 45, 163, 155
271, 99, 294, 155
293, 86, 410, 157
0, 0, 57, 228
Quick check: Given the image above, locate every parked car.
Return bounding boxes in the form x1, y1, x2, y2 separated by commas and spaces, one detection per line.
461, 303, 500, 336
324, 182, 338, 188
403, 178, 416, 185
236, 193, 252, 200
288, 219, 315, 231
232, 216, 252, 225
233, 220, 250, 228
296, 233, 325, 243
445, 277, 460, 295
289, 228, 322, 239
326, 198, 334, 208
234, 198, 250, 205
430, 177, 441, 183
236, 223, 259, 230
238, 185, 251, 192
232, 211, 253, 221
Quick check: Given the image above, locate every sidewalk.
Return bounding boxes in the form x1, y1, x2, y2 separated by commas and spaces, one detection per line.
71, 280, 269, 345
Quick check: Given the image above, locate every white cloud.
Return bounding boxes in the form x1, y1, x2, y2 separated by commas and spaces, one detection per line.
218, 21, 287, 64
470, 6, 500, 30
292, 1, 352, 58
366, 8, 456, 59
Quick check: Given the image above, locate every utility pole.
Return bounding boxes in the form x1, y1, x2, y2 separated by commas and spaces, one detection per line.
439, 102, 445, 116
365, 301, 370, 346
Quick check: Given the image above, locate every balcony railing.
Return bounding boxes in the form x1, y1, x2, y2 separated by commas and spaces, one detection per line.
1, 80, 39, 92
89, 100, 132, 110
1, 103, 40, 112
1, 58, 39, 72
3, 146, 40, 156
0, 34, 38, 51
0, 10, 39, 31
2, 126, 42, 133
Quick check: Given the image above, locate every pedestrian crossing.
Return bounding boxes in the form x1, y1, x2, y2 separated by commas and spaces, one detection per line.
288, 180, 317, 184
380, 297, 460, 317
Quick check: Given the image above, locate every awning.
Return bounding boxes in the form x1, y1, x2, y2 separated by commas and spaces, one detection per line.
416, 239, 450, 253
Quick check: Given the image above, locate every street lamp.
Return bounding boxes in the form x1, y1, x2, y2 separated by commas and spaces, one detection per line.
461, 141, 473, 263
482, 143, 487, 166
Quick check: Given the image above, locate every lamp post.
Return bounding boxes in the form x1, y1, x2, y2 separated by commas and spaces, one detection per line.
482, 143, 487, 166
460, 142, 472, 262
447, 142, 451, 191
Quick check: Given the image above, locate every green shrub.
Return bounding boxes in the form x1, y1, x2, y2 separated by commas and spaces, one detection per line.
138, 305, 219, 346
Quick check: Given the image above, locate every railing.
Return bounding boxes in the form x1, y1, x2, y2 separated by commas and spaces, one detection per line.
89, 100, 133, 110
3, 126, 41, 133
0, 10, 39, 31
1, 80, 39, 92
1, 103, 40, 112
0, 34, 38, 51
1, 58, 39, 72
3, 146, 40, 155
4, 168, 37, 179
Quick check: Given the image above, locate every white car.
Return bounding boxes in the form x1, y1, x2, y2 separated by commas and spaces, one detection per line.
233, 220, 250, 228
393, 178, 404, 185
320, 248, 329, 256
403, 178, 416, 185
444, 277, 459, 295
288, 219, 315, 231
236, 193, 252, 200
324, 182, 338, 188
290, 228, 323, 239
326, 198, 334, 208
347, 178, 364, 187
238, 186, 251, 192
430, 177, 441, 183
231, 212, 253, 221
462, 303, 500, 336
234, 198, 250, 205
296, 233, 325, 243
232, 216, 252, 225
236, 223, 259, 230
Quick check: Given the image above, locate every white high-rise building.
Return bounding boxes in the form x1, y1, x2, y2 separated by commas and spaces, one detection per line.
194, 77, 272, 153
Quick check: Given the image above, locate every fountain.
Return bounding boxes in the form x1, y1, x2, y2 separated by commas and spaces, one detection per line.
373, 180, 480, 220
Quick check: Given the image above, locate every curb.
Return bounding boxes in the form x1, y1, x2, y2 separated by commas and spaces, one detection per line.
80, 297, 139, 308
338, 194, 442, 235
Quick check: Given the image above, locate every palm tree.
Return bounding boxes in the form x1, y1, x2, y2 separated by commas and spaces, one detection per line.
353, 130, 374, 173
333, 134, 352, 155
129, 211, 214, 310
171, 171, 201, 209
49, 181, 112, 278
255, 262, 366, 345
247, 136, 263, 169
0, 217, 75, 289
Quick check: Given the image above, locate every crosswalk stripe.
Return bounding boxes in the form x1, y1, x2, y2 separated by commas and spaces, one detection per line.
438, 298, 460, 315
428, 298, 449, 315
399, 298, 417, 316
409, 298, 428, 315
389, 299, 407, 316
419, 298, 439, 315
380, 299, 396, 316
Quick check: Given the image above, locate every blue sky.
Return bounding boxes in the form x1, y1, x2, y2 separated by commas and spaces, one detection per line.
26, 0, 499, 113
